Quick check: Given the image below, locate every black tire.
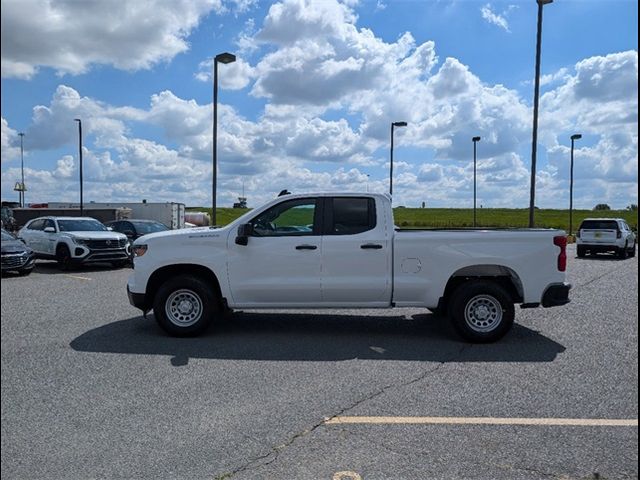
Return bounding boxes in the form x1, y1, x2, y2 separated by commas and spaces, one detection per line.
17, 267, 34, 276
56, 244, 73, 270
448, 280, 515, 343
577, 245, 586, 258
618, 243, 628, 259
153, 275, 217, 336
629, 242, 636, 258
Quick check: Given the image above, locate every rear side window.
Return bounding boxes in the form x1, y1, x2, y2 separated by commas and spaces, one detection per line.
579, 220, 619, 230
328, 197, 376, 235
27, 219, 45, 230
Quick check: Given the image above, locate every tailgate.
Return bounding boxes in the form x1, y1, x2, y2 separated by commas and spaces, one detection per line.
580, 229, 617, 243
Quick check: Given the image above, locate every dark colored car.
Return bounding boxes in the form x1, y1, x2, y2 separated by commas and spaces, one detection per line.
1, 228, 35, 275
104, 219, 170, 241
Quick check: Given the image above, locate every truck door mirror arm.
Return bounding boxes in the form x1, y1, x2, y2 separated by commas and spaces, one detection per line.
235, 223, 254, 246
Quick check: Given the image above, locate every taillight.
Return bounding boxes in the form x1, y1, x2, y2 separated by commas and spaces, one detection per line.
617, 230, 622, 238
554, 235, 567, 272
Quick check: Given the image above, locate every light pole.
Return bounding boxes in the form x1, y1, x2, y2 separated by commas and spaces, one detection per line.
390, 121, 407, 196
366, 174, 370, 193
212, 52, 236, 226
569, 133, 582, 237
19, 132, 25, 207
472, 136, 481, 227
74, 118, 84, 216
528, 0, 553, 228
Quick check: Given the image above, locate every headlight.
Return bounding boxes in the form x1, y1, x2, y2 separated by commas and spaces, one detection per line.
72, 237, 87, 245
133, 244, 148, 257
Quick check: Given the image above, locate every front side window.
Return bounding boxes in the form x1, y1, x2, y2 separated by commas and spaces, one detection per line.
43, 219, 56, 231
251, 199, 317, 236
328, 197, 376, 235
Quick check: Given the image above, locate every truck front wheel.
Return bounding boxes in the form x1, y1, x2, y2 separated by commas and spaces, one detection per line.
449, 280, 514, 343
153, 275, 217, 336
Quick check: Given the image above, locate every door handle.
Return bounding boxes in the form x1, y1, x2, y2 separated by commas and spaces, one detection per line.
361, 243, 383, 249
295, 245, 317, 250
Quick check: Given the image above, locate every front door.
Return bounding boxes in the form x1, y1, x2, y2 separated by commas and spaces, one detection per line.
227, 197, 322, 307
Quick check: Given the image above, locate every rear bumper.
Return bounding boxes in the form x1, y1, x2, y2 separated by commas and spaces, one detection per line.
541, 282, 571, 308
577, 243, 620, 253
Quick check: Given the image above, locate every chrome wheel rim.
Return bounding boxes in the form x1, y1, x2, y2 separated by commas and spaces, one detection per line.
464, 294, 503, 333
165, 289, 203, 327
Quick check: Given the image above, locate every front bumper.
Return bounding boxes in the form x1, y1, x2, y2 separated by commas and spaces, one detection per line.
541, 282, 572, 308
1, 252, 36, 271
127, 285, 148, 311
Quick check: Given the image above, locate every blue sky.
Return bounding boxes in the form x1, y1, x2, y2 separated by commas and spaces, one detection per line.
1, 0, 638, 209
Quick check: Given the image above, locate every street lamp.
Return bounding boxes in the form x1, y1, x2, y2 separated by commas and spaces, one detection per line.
528, 0, 553, 228
74, 118, 84, 216
472, 136, 481, 227
390, 121, 407, 196
569, 133, 582, 237
212, 52, 236, 226
19, 132, 25, 207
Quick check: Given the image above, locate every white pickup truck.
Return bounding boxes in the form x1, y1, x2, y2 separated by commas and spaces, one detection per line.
127, 193, 570, 342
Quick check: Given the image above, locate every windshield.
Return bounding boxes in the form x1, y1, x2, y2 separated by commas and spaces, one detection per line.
58, 219, 108, 232
132, 221, 169, 234
1, 230, 15, 241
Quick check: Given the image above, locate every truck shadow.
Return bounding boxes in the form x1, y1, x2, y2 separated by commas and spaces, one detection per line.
70, 311, 565, 365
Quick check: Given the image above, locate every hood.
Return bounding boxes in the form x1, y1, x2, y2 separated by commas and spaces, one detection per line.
133, 226, 230, 245
65, 231, 127, 241
1, 238, 31, 254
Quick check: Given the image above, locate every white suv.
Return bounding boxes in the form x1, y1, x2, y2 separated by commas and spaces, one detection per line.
18, 216, 130, 269
576, 218, 636, 259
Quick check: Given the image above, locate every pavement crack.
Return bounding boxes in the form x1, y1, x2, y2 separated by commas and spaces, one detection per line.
220, 344, 471, 478
323, 343, 472, 423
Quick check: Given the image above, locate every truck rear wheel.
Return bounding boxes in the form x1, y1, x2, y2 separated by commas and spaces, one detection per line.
448, 280, 514, 343
153, 275, 217, 336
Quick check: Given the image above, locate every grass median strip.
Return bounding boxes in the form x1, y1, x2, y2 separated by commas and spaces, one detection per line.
325, 416, 638, 427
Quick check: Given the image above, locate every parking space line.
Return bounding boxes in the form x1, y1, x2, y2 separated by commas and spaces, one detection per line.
325, 416, 638, 427
64, 274, 92, 281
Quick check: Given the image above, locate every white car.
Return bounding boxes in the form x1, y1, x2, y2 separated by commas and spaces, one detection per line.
18, 216, 130, 269
127, 193, 571, 343
576, 218, 636, 259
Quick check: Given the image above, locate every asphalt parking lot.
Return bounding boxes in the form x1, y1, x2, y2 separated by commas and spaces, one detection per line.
1, 245, 638, 479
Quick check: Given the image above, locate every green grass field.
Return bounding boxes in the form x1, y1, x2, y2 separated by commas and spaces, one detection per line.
189, 206, 637, 232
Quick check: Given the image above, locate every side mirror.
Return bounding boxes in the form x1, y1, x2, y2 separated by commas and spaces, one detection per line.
106, 226, 114, 231
235, 223, 254, 246
44, 227, 56, 233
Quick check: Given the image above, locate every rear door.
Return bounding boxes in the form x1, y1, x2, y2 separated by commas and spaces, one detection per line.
580, 220, 619, 244
320, 196, 391, 306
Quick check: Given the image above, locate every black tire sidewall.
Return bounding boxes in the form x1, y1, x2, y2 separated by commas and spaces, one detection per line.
56, 244, 72, 270
153, 275, 217, 336
577, 245, 586, 258
449, 281, 515, 343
